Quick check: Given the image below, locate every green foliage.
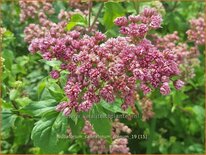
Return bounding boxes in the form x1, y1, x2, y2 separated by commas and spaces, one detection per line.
31, 112, 69, 153
66, 14, 87, 31
103, 2, 125, 29
89, 105, 112, 139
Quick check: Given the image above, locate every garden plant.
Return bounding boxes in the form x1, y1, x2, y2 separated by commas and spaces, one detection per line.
0, 0, 205, 154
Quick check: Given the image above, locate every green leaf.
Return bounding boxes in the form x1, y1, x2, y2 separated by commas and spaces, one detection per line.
37, 78, 47, 100
66, 14, 87, 31
89, 106, 112, 139
15, 97, 32, 107
1, 110, 17, 131
31, 112, 69, 153
9, 89, 19, 101
2, 49, 14, 70
20, 99, 57, 117
48, 83, 64, 102
100, 99, 133, 115
193, 105, 204, 124
68, 116, 84, 136
172, 90, 188, 105
185, 144, 204, 153
39, 59, 61, 68
14, 117, 34, 145
103, 2, 125, 29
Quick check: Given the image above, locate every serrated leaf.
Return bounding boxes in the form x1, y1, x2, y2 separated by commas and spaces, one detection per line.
31, 112, 69, 153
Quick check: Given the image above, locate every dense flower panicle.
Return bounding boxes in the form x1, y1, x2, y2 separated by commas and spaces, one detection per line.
115, 8, 162, 38
82, 119, 131, 154
19, 0, 55, 22
151, 31, 200, 81
186, 16, 205, 45
27, 8, 183, 114
22, 1, 98, 44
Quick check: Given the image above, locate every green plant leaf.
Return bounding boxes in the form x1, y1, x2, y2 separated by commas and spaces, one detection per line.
1, 110, 17, 131
103, 2, 125, 29
20, 99, 57, 117
2, 49, 14, 70
100, 99, 133, 115
9, 89, 19, 101
15, 97, 32, 107
37, 78, 47, 100
31, 112, 69, 153
68, 116, 84, 136
48, 83, 64, 102
89, 106, 112, 139
66, 14, 87, 31
14, 117, 34, 145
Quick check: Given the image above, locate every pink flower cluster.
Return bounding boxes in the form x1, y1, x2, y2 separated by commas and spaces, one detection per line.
23, 2, 96, 43
28, 8, 183, 116
82, 119, 131, 154
19, 0, 55, 22
114, 8, 162, 38
151, 31, 200, 81
186, 16, 205, 45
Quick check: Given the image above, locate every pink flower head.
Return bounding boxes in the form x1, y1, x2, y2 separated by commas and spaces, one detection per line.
128, 15, 142, 23
100, 85, 115, 103
150, 15, 162, 29
63, 107, 72, 116
50, 70, 60, 79
141, 7, 156, 17
160, 82, 171, 95
56, 101, 68, 112
174, 80, 184, 90
78, 100, 93, 112
95, 31, 106, 41
114, 16, 128, 26
140, 83, 152, 95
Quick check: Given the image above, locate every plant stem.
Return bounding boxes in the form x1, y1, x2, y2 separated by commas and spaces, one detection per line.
88, 3, 104, 32
88, 1, 93, 28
